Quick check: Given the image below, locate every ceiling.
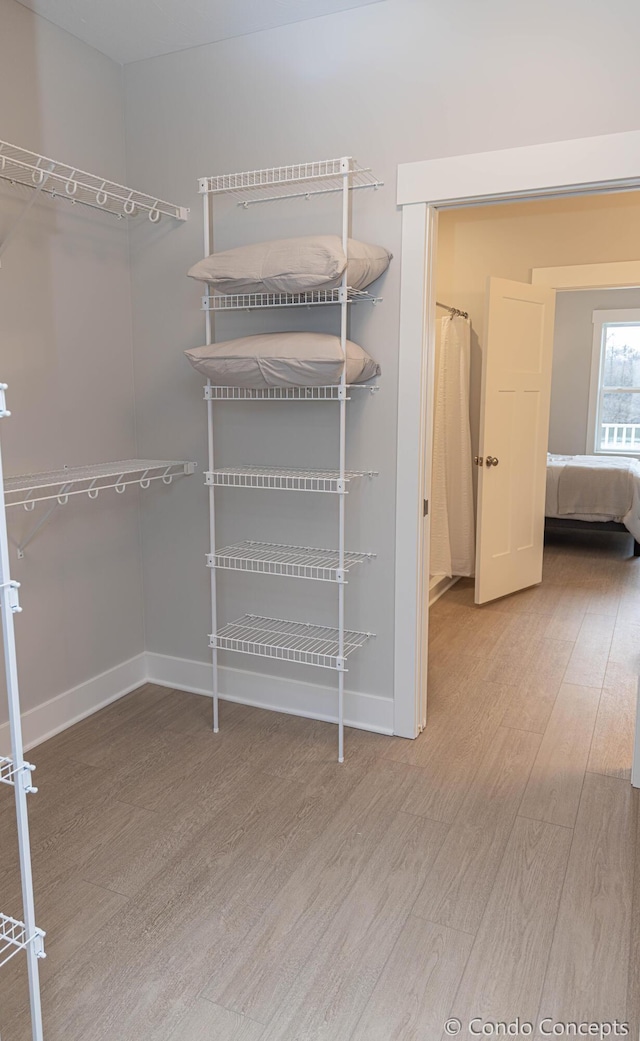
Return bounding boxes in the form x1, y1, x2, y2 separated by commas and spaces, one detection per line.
16, 0, 384, 64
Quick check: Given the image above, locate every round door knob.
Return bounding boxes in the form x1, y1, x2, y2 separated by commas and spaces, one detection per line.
486, 456, 499, 467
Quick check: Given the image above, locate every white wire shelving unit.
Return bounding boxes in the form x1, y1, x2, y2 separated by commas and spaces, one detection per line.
204, 385, 377, 401
199, 156, 382, 761
0, 139, 189, 224
0, 387, 46, 1041
208, 542, 375, 583
211, 615, 373, 671
201, 287, 380, 311
205, 465, 375, 494
198, 157, 382, 205
5, 459, 196, 557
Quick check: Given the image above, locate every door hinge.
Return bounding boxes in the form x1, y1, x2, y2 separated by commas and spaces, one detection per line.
423, 498, 429, 516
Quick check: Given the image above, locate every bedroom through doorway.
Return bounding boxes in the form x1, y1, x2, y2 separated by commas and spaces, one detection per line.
423, 188, 640, 779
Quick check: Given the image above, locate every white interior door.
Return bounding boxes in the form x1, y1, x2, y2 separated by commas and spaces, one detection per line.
475, 277, 556, 605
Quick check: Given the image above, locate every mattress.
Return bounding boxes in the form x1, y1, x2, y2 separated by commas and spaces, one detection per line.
546, 453, 640, 542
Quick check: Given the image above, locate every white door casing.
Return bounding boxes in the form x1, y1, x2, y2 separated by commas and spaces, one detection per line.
475, 278, 556, 604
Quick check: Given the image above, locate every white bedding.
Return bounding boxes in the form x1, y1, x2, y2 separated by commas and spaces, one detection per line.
546, 453, 640, 542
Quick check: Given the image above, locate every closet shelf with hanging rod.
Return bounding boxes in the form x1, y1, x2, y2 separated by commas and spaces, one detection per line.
198, 157, 383, 204
0, 140, 190, 222
202, 288, 381, 311
0, 134, 190, 1041
6, 459, 196, 558
5, 459, 196, 509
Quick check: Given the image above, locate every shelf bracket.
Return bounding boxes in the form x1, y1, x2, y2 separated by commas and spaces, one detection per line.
16, 481, 72, 558
32, 928, 46, 960
0, 578, 22, 612
0, 164, 54, 266
19, 761, 37, 794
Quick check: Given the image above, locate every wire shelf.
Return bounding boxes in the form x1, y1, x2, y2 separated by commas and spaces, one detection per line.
0, 140, 189, 222
202, 288, 380, 310
0, 756, 36, 790
208, 541, 374, 582
204, 384, 377, 401
204, 465, 377, 493
5, 459, 196, 508
210, 614, 374, 671
0, 914, 45, 969
198, 157, 383, 205
0, 755, 20, 786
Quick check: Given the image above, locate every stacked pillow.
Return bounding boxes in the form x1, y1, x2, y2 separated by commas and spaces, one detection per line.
185, 332, 380, 388
187, 235, 391, 295
185, 235, 390, 388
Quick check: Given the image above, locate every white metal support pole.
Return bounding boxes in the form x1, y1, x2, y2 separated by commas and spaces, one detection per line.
204, 192, 219, 733
0, 387, 45, 1041
337, 158, 350, 763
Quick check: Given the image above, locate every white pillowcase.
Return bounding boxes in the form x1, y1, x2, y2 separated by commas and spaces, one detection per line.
187, 235, 391, 294
184, 332, 380, 388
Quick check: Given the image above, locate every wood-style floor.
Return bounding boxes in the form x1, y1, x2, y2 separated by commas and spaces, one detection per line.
1, 530, 639, 1040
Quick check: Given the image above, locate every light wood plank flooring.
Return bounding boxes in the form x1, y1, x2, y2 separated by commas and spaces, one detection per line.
0, 529, 639, 1040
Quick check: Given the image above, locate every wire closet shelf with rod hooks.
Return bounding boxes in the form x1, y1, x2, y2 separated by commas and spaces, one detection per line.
199, 156, 383, 762
0, 139, 191, 1041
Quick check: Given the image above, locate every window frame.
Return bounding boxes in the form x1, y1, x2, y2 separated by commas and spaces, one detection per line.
588, 307, 640, 456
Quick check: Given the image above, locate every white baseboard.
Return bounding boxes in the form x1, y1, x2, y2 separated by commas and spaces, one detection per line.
145, 651, 394, 735
0, 653, 147, 755
429, 574, 460, 606
0, 649, 394, 754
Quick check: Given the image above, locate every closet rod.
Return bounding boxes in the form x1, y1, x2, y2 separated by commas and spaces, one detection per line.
436, 301, 469, 320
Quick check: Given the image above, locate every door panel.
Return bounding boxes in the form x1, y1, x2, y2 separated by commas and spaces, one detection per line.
475, 277, 556, 605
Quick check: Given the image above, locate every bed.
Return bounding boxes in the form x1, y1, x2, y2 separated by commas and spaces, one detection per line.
546, 453, 640, 555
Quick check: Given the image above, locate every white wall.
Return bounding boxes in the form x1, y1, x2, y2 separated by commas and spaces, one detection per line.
124, 0, 640, 724
550, 288, 640, 455
0, 0, 144, 725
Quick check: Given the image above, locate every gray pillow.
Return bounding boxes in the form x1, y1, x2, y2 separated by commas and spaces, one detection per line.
184, 332, 381, 388
187, 235, 391, 294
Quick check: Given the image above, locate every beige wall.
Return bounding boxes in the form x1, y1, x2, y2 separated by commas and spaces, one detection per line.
0, 0, 144, 724
437, 192, 640, 457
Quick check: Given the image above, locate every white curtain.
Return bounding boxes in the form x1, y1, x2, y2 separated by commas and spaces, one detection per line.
430, 314, 475, 578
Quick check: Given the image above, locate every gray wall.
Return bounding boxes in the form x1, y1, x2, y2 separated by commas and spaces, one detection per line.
124, 0, 640, 711
3, 0, 640, 726
0, 0, 144, 723
550, 288, 640, 455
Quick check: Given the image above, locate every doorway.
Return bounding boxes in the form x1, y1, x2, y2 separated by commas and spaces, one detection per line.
425, 191, 640, 713
394, 130, 640, 739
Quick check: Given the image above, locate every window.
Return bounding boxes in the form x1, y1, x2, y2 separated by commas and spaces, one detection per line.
588, 308, 640, 454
